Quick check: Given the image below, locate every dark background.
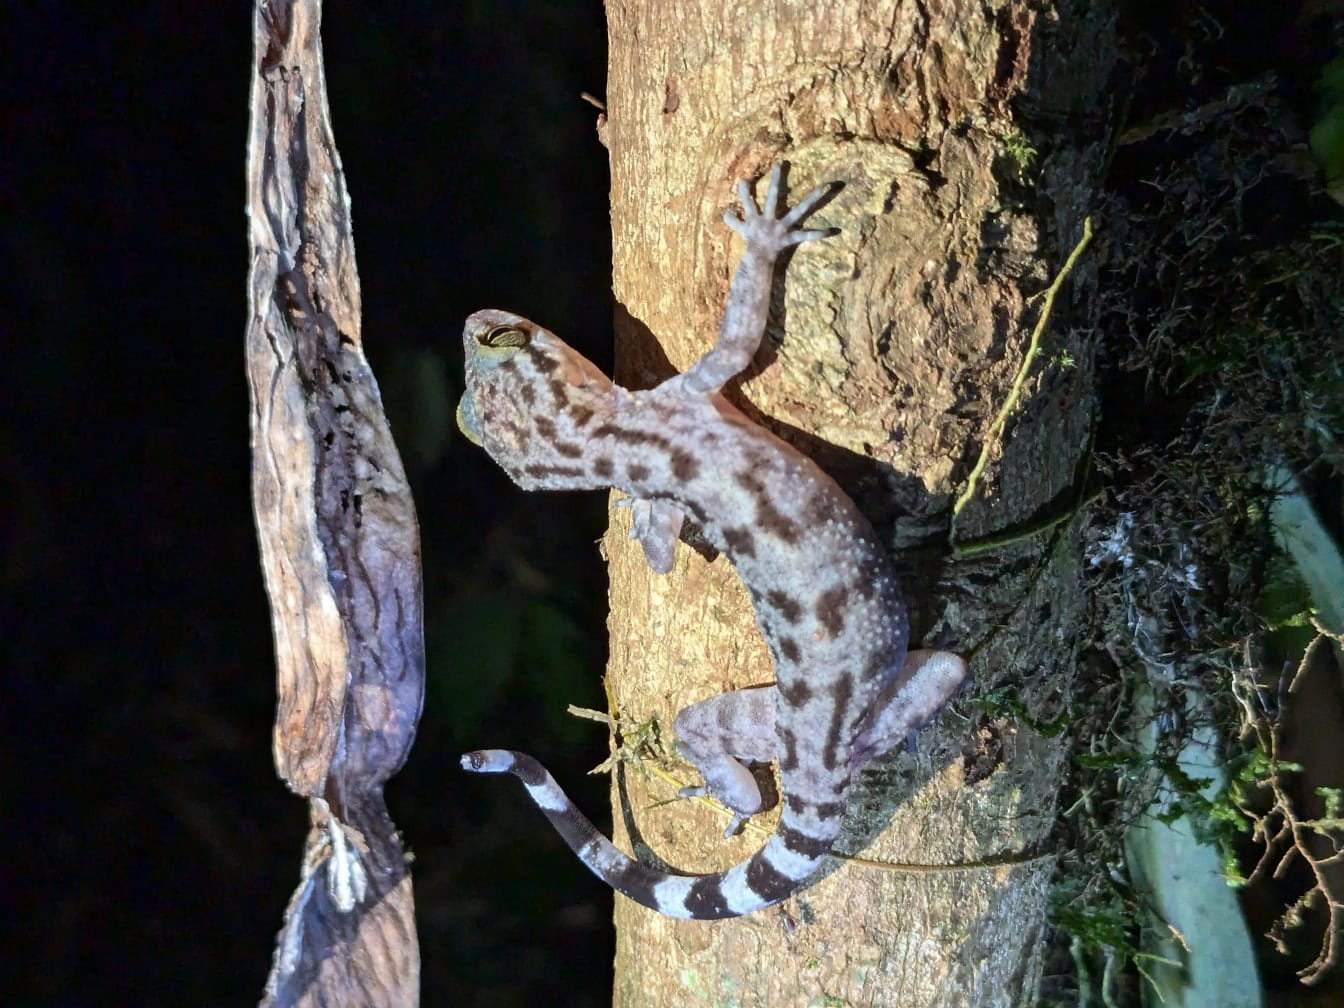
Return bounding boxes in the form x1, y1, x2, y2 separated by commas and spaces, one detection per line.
3, 1, 1340, 1006
4, 2, 614, 1005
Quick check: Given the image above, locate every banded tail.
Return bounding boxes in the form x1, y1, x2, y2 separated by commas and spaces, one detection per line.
461, 650, 967, 919
460, 749, 836, 919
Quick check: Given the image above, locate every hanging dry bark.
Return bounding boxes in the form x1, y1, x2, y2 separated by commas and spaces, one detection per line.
244, 2, 423, 1004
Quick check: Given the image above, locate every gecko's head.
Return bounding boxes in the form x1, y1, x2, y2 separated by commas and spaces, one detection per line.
457, 309, 613, 479
457, 310, 535, 449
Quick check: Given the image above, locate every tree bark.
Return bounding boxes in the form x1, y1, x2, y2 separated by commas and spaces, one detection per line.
245, 2, 423, 1003
602, 1, 1114, 1004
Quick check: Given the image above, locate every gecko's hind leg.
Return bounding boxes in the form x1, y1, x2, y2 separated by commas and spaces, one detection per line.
673, 686, 778, 838
853, 650, 968, 766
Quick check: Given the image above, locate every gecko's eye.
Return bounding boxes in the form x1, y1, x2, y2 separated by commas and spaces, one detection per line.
480, 325, 528, 348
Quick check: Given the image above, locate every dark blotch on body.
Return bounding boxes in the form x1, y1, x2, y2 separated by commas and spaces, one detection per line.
508, 753, 544, 786
800, 488, 836, 528
765, 589, 802, 624
816, 586, 849, 637
753, 493, 803, 544
785, 793, 845, 820
524, 463, 585, 480
524, 346, 559, 373
611, 868, 656, 909
721, 525, 757, 559
852, 562, 886, 603
593, 424, 673, 452
778, 727, 800, 773
680, 500, 710, 526
822, 674, 854, 770
670, 449, 700, 482
735, 470, 766, 497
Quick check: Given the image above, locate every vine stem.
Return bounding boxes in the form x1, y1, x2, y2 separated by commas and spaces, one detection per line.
950, 217, 1095, 547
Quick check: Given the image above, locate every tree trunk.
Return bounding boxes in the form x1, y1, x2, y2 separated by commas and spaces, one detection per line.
602, 1, 1114, 1004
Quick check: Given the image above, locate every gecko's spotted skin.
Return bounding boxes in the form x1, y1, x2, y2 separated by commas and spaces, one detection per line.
458, 166, 967, 919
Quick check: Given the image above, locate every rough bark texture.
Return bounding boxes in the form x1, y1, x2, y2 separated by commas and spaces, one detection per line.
602, 1, 1115, 1004
246, 2, 423, 1003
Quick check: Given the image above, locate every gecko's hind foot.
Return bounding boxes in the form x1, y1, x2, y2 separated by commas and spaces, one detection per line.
679, 784, 753, 839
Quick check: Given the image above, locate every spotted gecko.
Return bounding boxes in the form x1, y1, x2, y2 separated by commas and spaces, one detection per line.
456, 165, 967, 919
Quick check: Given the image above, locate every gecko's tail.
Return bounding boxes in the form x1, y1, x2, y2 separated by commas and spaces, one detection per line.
460, 749, 831, 919
462, 652, 970, 919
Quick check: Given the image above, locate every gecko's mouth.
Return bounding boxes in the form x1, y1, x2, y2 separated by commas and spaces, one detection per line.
456, 392, 483, 447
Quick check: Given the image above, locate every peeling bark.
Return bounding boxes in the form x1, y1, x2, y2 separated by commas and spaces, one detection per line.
602, 1, 1115, 1004
245, 2, 423, 1003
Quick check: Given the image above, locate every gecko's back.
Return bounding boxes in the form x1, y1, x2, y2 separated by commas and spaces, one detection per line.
458, 166, 966, 918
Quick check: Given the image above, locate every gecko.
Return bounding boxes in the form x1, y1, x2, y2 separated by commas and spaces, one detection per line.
456, 164, 968, 919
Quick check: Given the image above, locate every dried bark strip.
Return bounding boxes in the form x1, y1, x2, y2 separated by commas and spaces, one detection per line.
245, 2, 423, 1004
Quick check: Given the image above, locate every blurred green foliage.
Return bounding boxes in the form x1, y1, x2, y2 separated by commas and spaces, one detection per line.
1311, 53, 1344, 205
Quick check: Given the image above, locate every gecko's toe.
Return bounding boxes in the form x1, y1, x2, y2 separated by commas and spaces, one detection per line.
722, 812, 750, 839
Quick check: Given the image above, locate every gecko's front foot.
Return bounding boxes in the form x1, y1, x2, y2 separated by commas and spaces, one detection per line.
724, 163, 839, 257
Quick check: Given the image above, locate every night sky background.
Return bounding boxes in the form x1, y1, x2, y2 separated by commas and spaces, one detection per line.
5, 3, 613, 1005
3, 2, 1340, 1006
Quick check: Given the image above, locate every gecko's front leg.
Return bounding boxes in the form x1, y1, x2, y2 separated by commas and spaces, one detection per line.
616, 496, 685, 575
626, 165, 838, 572
676, 164, 839, 396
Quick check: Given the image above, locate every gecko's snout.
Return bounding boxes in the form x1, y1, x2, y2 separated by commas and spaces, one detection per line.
456, 392, 483, 447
